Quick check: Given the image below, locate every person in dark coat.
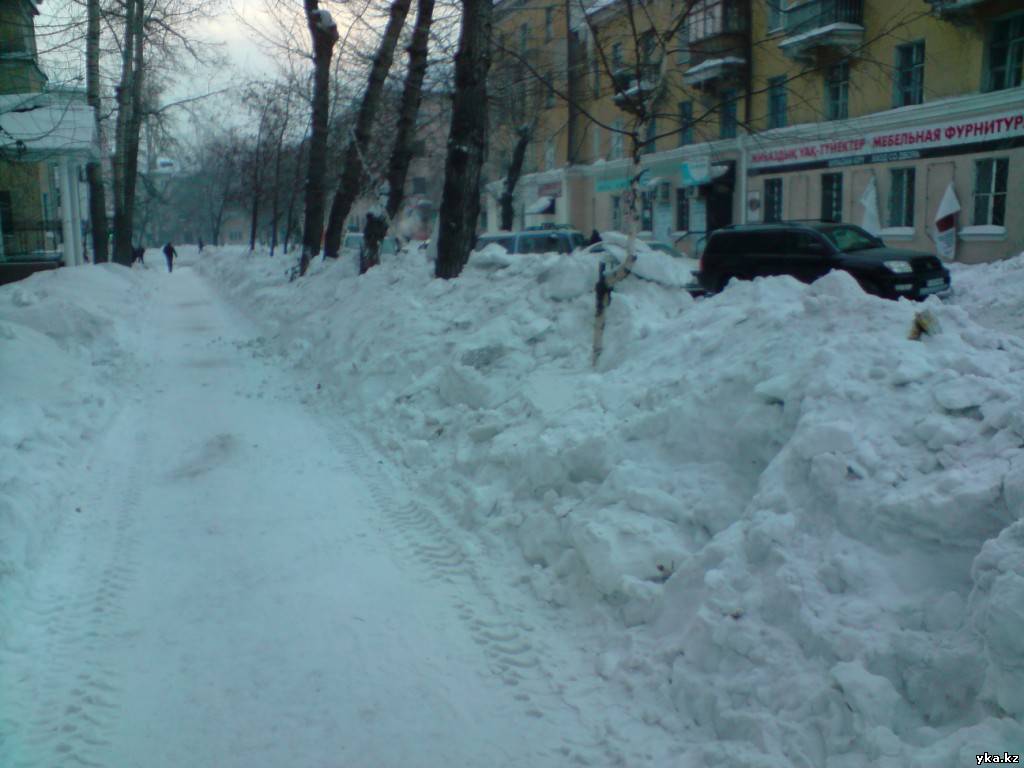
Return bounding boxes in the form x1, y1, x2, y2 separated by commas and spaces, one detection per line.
163, 242, 177, 273
131, 245, 145, 266
198, 238, 204, 252
588, 229, 602, 246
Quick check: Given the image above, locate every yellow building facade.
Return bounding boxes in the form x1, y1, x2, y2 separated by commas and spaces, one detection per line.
486, 0, 1024, 263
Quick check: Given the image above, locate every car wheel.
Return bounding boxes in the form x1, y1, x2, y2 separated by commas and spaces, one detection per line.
856, 279, 883, 298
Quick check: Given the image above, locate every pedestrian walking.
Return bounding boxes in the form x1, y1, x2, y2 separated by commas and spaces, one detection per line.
198, 237, 204, 252
163, 242, 177, 273
131, 245, 145, 266
588, 229, 602, 246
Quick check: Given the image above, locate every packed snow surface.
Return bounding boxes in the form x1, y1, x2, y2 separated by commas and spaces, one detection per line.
1, 246, 1022, 766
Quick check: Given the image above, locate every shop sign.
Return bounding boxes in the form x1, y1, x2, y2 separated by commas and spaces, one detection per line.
680, 155, 712, 186
596, 177, 630, 193
749, 110, 1024, 170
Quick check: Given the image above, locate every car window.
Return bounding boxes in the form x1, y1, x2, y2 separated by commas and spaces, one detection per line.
477, 236, 514, 251
791, 231, 830, 256
518, 235, 549, 254
819, 225, 877, 252
570, 234, 586, 250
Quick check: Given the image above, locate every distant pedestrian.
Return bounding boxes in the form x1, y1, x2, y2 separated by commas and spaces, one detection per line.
163, 242, 177, 273
131, 245, 145, 266
198, 237, 204, 252
588, 229, 602, 246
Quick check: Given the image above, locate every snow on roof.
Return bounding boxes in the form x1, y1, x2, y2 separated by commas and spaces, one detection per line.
777, 21, 864, 49
0, 92, 97, 158
525, 196, 554, 214
683, 56, 746, 81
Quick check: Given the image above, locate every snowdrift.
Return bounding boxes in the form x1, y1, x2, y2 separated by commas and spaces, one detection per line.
0, 265, 145, 632
198, 246, 1023, 765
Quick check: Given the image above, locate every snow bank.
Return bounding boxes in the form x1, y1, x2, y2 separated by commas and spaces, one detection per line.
950, 251, 1024, 337
196, 246, 1024, 766
0, 264, 145, 633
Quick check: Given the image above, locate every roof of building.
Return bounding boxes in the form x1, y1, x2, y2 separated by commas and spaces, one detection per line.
0, 91, 97, 159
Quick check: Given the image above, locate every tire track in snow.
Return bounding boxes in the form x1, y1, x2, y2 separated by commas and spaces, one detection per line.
319, 414, 625, 767
1, 418, 147, 768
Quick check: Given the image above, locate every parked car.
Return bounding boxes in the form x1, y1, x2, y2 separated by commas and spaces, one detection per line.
474, 226, 586, 255
340, 232, 399, 262
695, 222, 951, 300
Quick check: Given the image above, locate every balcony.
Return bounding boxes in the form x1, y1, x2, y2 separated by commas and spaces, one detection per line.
925, 0, 1002, 25
681, 0, 749, 88
778, 0, 864, 61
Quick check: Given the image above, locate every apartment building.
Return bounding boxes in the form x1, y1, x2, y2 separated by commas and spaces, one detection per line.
486, 0, 1024, 263
0, 1, 97, 265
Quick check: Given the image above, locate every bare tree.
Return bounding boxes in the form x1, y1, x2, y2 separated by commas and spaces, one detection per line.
297, 2, 340, 276
434, 0, 493, 279
85, 0, 109, 263
321, 0, 416, 261
360, 0, 437, 272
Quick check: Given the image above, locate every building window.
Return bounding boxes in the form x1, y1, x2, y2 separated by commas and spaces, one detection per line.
641, 191, 654, 232
643, 117, 657, 154
545, 71, 555, 107
592, 55, 600, 98
720, 89, 737, 139
985, 14, 1024, 92
675, 189, 690, 231
545, 8, 553, 42
825, 61, 849, 120
973, 157, 1008, 226
519, 23, 528, 55
764, 178, 783, 223
411, 177, 427, 195
612, 194, 622, 230
767, 0, 783, 31
821, 173, 843, 223
612, 42, 623, 70
894, 41, 925, 107
611, 119, 624, 159
768, 76, 787, 129
592, 127, 602, 160
676, 29, 689, 65
679, 101, 693, 146
888, 168, 915, 227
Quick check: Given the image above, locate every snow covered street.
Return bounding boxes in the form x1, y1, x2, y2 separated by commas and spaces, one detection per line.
0, 260, 679, 767
2, 247, 1024, 767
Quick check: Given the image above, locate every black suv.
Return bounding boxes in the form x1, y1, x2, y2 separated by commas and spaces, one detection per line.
695, 222, 951, 300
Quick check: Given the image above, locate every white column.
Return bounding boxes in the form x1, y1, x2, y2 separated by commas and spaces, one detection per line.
59, 158, 76, 265
69, 161, 85, 265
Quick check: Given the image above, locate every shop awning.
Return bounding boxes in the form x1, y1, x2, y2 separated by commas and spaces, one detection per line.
526, 196, 555, 215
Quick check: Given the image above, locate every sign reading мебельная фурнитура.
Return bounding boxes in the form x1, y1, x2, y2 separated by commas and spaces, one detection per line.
750, 111, 1024, 171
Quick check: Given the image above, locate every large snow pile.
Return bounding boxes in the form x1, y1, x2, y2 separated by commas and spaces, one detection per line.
196, 247, 1024, 766
950, 252, 1024, 337
0, 265, 145, 632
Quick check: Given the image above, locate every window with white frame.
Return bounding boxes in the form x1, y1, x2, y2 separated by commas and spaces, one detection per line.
888, 168, 915, 227
894, 41, 925, 107
826, 61, 849, 121
675, 189, 689, 231
973, 157, 1008, 226
985, 13, 1024, 92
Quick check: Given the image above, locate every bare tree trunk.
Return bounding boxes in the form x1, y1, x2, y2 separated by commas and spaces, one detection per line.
248, 107, 269, 252
85, 0, 108, 264
269, 125, 286, 257
321, 0, 414, 261
361, 0, 436, 272
284, 139, 306, 255
111, 0, 138, 266
499, 123, 532, 231
434, 0, 493, 280
298, 2, 338, 277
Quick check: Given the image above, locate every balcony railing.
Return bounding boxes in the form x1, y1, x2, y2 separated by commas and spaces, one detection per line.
685, 0, 749, 43
784, 0, 863, 35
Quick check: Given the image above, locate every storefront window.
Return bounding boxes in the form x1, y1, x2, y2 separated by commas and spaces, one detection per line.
764, 179, 783, 223
986, 14, 1024, 92
641, 191, 654, 232
973, 158, 1008, 226
675, 189, 690, 231
612, 195, 622, 230
821, 173, 843, 223
894, 41, 925, 107
888, 169, 915, 228
679, 102, 693, 146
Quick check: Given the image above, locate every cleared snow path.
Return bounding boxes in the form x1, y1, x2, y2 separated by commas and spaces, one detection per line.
0, 264, 673, 768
